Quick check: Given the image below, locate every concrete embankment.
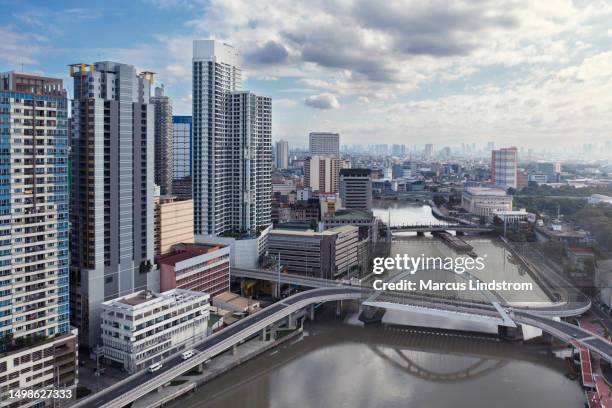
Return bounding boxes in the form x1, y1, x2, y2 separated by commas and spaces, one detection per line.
133, 328, 303, 408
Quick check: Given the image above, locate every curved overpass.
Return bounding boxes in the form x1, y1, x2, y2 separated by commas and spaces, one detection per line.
73, 286, 610, 408
72, 288, 363, 408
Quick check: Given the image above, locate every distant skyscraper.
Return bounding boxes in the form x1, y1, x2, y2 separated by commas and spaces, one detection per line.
392, 144, 406, 157
424, 143, 434, 159
339, 169, 372, 210
172, 115, 192, 199
192, 40, 272, 236
276, 139, 289, 169
304, 155, 349, 193
309, 132, 340, 156
70, 62, 156, 348
0, 71, 78, 403
491, 147, 518, 189
152, 84, 173, 195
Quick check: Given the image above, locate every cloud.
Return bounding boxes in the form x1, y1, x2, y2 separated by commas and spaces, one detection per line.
0, 27, 44, 66
274, 98, 298, 108
245, 41, 289, 64
304, 93, 340, 109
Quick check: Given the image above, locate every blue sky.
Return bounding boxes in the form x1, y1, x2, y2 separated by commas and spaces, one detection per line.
2, 0, 612, 149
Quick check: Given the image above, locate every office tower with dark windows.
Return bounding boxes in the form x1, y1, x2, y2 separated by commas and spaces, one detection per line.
69, 62, 157, 349
275, 139, 289, 169
339, 168, 372, 210
172, 115, 192, 199
0, 71, 78, 405
152, 84, 173, 196
309, 132, 339, 156
192, 39, 272, 236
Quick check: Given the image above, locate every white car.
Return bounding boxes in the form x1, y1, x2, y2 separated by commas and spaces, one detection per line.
181, 350, 195, 360
148, 362, 163, 373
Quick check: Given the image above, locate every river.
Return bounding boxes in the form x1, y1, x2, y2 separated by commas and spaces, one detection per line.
167, 201, 584, 407
169, 315, 583, 408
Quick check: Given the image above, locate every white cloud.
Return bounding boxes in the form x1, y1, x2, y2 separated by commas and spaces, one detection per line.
304, 93, 340, 109
274, 98, 298, 108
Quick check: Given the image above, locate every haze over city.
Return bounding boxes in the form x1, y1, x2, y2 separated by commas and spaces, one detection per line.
1, 1, 612, 408
2, 0, 612, 150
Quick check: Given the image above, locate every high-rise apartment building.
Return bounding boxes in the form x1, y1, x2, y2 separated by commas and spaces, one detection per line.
309, 132, 339, 156
0, 71, 78, 405
275, 139, 289, 169
70, 62, 157, 348
491, 146, 518, 189
339, 168, 372, 210
192, 40, 272, 236
152, 85, 173, 195
172, 116, 192, 199
304, 155, 350, 194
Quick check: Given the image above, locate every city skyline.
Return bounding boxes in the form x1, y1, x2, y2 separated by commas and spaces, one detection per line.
2, 1, 612, 149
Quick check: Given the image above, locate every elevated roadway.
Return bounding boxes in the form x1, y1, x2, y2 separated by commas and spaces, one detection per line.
73, 284, 612, 408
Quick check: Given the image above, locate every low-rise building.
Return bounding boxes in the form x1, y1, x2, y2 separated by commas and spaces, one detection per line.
158, 243, 230, 296
212, 292, 260, 314
322, 209, 378, 241
101, 289, 210, 374
492, 209, 529, 225
588, 194, 612, 205
267, 225, 359, 278
461, 187, 513, 217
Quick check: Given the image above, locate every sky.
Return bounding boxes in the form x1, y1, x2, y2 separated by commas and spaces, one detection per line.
2, 0, 612, 149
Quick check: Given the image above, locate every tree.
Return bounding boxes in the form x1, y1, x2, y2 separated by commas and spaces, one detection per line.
432, 195, 447, 207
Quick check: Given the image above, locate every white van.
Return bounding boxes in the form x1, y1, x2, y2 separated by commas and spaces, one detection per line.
181, 350, 195, 360
148, 362, 163, 373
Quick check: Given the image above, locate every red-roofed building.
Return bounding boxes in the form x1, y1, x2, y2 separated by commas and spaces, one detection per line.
158, 243, 230, 296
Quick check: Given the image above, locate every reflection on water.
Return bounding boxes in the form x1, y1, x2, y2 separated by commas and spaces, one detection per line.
169, 316, 583, 408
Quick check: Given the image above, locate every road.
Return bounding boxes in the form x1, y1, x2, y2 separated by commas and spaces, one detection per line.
72, 287, 364, 408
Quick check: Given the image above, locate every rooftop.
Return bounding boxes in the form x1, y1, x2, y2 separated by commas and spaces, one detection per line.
158, 243, 227, 267
326, 209, 373, 221
270, 225, 357, 237
465, 187, 508, 196
104, 288, 209, 310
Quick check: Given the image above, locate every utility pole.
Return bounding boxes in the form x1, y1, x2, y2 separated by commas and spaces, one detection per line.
277, 254, 281, 299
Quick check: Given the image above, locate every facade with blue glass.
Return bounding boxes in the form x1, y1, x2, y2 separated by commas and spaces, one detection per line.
0, 71, 78, 405
172, 115, 192, 199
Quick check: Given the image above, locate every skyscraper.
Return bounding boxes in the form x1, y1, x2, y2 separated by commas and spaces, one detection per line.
152, 84, 173, 195
0, 71, 78, 404
491, 146, 518, 189
192, 39, 272, 236
70, 62, 156, 348
339, 169, 372, 210
172, 115, 192, 199
276, 139, 289, 169
424, 143, 434, 160
309, 132, 340, 156
391, 144, 406, 157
